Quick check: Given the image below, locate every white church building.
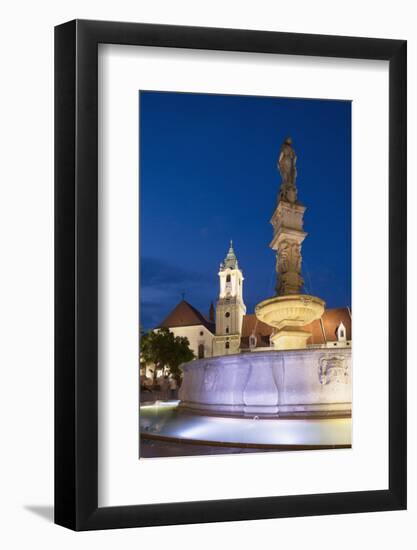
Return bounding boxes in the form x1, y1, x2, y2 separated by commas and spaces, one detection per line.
154, 241, 351, 360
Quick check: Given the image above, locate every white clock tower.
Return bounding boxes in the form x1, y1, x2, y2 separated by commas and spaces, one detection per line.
213, 241, 246, 356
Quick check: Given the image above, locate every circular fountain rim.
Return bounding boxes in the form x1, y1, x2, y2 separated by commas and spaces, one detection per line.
139, 401, 352, 450
180, 345, 348, 370
255, 293, 326, 310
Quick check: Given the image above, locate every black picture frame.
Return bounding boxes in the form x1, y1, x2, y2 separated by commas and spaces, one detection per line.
55, 19, 407, 531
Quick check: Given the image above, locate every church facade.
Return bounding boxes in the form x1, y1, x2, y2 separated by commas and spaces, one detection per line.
155, 241, 351, 361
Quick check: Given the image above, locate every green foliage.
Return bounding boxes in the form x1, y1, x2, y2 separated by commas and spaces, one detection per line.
140, 327, 195, 382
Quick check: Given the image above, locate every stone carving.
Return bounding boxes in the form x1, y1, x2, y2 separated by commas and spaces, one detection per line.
318, 355, 348, 385
278, 137, 298, 204
276, 241, 304, 295
293, 243, 302, 272
203, 363, 218, 391
271, 138, 305, 295
276, 272, 304, 296
277, 242, 299, 273
276, 241, 290, 272
179, 350, 351, 417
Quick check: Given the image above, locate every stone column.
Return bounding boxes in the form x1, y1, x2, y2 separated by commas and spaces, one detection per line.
270, 200, 307, 296
255, 137, 325, 350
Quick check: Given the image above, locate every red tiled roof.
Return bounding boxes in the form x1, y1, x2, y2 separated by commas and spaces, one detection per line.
158, 301, 351, 347
158, 300, 215, 332
240, 307, 352, 348
241, 314, 273, 337
305, 307, 352, 345
240, 314, 272, 349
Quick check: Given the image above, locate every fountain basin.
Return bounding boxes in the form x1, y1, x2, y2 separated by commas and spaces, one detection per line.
255, 294, 325, 330
255, 294, 325, 350
140, 402, 351, 449
179, 349, 351, 418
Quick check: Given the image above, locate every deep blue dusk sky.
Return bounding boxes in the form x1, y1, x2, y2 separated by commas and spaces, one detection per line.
139, 91, 351, 331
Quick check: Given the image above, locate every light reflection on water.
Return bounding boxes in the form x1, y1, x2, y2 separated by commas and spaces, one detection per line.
140, 402, 351, 447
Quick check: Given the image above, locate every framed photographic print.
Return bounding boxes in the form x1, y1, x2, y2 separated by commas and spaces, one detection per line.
55, 20, 407, 530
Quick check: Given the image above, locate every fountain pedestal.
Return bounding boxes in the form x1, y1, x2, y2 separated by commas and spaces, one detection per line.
271, 328, 314, 350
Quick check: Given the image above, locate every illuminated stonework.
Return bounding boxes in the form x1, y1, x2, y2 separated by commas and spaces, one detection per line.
255, 294, 325, 350
179, 348, 352, 418
212, 241, 246, 356
174, 138, 352, 422
255, 137, 326, 350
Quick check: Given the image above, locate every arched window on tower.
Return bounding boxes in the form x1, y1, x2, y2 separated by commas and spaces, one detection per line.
226, 274, 231, 283
225, 341, 230, 350
198, 344, 205, 359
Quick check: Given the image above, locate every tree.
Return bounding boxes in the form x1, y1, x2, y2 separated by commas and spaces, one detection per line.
140, 327, 195, 383
166, 334, 196, 383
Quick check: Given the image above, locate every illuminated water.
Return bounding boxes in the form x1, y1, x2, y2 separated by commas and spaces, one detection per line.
140, 401, 351, 448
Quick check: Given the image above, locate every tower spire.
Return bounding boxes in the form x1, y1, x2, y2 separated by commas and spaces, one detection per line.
223, 239, 238, 270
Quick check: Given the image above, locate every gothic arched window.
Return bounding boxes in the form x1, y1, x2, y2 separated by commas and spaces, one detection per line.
226, 274, 231, 283
198, 344, 205, 359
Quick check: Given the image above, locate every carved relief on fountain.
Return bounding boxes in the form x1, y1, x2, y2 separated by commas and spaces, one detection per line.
203, 363, 218, 391
318, 355, 349, 385
179, 350, 351, 418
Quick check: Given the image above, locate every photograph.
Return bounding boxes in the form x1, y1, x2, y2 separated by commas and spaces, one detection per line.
139, 90, 352, 458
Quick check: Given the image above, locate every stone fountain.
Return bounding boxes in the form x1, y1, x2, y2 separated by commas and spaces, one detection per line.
255, 136, 325, 349
177, 138, 351, 423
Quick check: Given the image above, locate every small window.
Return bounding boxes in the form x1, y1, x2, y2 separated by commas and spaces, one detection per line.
226, 274, 231, 283
225, 312, 230, 318
200, 331, 204, 336
225, 342, 230, 349
226, 327, 229, 333
336, 322, 347, 342
198, 344, 205, 359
